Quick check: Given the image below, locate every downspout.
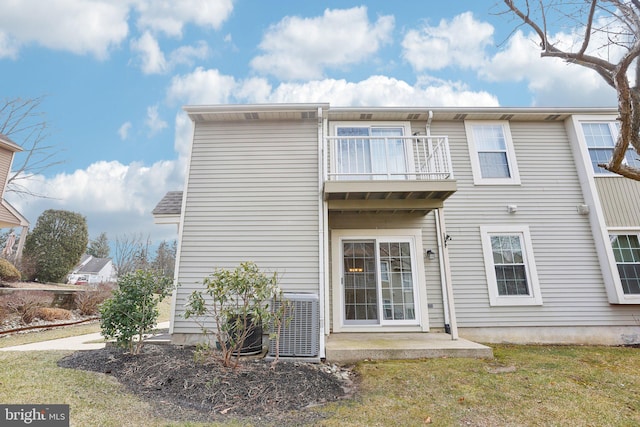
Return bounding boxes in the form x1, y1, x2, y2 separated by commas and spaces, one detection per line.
426, 112, 451, 334
317, 106, 327, 359
426, 110, 433, 135
434, 209, 451, 333
436, 208, 458, 340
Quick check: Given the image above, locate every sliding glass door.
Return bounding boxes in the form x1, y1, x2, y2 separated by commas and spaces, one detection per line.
342, 238, 418, 325
336, 126, 409, 179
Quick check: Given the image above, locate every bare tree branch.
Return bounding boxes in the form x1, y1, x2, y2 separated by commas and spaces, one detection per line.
0, 96, 64, 198
503, 0, 640, 181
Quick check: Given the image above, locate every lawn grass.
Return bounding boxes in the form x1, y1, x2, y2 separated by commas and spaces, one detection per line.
2, 344, 639, 426
0, 351, 216, 427
0, 297, 172, 349
318, 345, 640, 426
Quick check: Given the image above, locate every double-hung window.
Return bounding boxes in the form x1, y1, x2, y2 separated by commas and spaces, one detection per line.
581, 122, 640, 174
465, 121, 520, 185
610, 234, 640, 295
480, 225, 542, 306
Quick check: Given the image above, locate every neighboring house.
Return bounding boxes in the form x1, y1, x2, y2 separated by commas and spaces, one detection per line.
0, 133, 29, 260
154, 104, 640, 360
68, 254, 116, 284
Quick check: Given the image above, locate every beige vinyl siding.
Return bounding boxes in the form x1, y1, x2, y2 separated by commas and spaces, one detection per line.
327, 209, 444, 330
441, 119, 638, 327
173, 119, 320, 334
0, 147, 12, 197
595, 177, 640, 227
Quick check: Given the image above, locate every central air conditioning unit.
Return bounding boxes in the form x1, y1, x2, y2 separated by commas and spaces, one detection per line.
268, 293, 319, 359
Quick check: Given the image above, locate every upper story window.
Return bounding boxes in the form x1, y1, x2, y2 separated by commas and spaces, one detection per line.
581, 122, 640, 174
465, 121, 520, 185
333, 122, 412, 180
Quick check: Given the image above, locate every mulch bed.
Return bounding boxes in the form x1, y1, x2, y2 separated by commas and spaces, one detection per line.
58, 344, 355, 425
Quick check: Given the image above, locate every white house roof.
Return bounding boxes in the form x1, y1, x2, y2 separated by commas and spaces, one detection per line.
75, 256, 112, 274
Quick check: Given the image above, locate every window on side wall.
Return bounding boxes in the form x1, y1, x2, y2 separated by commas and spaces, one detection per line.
465, 121, 520, 185
480, 225, 542, 306
610, 234, 640, 295
581, 122, 640, 174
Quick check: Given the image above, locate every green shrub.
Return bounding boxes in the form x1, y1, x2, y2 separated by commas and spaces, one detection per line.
0, 258, 20, 281
100, 270, 172, 354
184, 262, 283, 368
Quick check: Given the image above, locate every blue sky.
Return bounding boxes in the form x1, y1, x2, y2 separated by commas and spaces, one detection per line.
0, 0, 617, 247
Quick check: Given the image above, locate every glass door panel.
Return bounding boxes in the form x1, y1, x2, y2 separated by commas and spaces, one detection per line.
371, 127, 407, 179
336, 126, 408, 180
378, 241, 416, 322
343, 241, 378, 323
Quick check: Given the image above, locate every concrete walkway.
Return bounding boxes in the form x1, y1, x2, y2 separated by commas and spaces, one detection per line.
0, 322, 170, 352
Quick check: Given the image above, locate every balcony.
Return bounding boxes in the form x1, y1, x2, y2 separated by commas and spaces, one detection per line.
324, 134, 457, 213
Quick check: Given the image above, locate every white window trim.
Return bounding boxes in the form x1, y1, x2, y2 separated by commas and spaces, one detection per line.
330, 121, 416, 177
465, 120, 521, 185
607, 228, 640, 303
331, 229, 429, 333
480, 225, 542, 306
567, 115, 640, 304
578, 120, 621, 176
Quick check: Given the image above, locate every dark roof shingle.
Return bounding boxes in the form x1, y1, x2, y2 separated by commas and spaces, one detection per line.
152, 191, 183, 215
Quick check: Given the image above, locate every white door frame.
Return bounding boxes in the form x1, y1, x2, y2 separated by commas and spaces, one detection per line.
331, 229, 429, 333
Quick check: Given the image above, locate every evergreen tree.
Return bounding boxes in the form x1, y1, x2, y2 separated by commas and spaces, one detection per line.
23, 209, 88, 282
87, 232, 110, 258
152, 240, 176, 279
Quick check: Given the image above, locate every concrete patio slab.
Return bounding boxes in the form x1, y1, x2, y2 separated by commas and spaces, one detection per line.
325, 332, 493, 363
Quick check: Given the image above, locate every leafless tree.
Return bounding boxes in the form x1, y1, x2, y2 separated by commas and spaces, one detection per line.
502, 0, 640, 180
114, 233, 151, 276
0, 96, 64, 196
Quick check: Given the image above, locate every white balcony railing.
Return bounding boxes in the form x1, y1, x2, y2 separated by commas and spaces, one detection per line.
325, 135, 454, 181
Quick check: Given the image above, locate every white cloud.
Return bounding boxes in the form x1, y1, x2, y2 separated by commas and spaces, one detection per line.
130, 32, 167, 74
480, 30, 616, 106
0, 31, 19, 59
118, 122, 132, 140
168, 67, 238, 104
7, 158, 183, 243
168, 67, 498, 107
130, 32, 209, 74
269, 75, 498, 107
169, 41, 209, 67
134, 0, 234, 37
0, 0, 129, 59
402, 12, 494, 71
145, 105, 168, 136
250, 6, 394, 80
173, 112, 194, 167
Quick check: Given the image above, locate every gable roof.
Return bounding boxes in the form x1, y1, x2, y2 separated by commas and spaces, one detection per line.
76, 256, 112, 274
